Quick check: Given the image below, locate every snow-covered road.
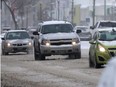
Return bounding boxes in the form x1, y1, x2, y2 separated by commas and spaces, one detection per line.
81, 41, 90, 58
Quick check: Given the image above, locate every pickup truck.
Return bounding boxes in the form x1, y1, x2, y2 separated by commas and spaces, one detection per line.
33, 21, 81, 60
90, 20, 116, 36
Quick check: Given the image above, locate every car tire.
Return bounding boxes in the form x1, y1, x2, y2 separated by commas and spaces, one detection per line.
89, 54, 94, 68
77, 52, 81, 59
38, 53, 45, 60
34, 45, 45, 60
34, 47, 39, 60
2, 49, 8, 55
69, 52, 81, 59
2, 49, 5, 55
93, 54, 101, 68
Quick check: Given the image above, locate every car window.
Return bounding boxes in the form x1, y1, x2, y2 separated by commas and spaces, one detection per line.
6, 32, 30, 40
99, 31, 116, 41
41, 24, 73, 34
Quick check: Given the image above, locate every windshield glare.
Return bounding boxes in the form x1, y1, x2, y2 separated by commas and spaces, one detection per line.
99, 31, 116, 41
41, 24, 73, 34
6, 32, 30, 40
98, 22, 116, 28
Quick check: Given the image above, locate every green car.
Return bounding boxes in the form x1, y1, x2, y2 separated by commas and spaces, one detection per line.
89, 28, 116, 68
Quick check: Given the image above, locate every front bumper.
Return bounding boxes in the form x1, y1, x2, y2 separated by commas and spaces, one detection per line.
40, 43, 81, 55
4, 45, 32, 53
96, 49, 116, 64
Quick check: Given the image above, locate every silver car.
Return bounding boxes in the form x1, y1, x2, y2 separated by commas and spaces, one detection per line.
74, 26, 92, 41
2, 30, 33, 55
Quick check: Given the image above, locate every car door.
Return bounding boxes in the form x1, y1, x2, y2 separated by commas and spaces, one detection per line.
34, 25, 41, 52
90, 32, 98, 62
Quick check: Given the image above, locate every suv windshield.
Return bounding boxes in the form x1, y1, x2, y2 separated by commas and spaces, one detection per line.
98, 22, 116, 28
6, 32, 30, 40
99, 31, 116, 41
41, 24, 73, 34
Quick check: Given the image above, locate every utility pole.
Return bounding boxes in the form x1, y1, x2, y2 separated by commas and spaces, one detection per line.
26, 6, 28, 28
21, 1, 24, 28
63, 4, 65, 21
50, 0, 53, 20
57, 0, 60, 21
40, 3, 42, 22
92, 0, 95, 26
104, 0, 106, 20
71, 0, 74, 24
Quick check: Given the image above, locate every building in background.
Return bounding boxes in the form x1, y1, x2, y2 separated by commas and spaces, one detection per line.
73, 5, 81, 26
1, 0, 116, 29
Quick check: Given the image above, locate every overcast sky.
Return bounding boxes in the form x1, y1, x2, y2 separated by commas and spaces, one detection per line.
74, 0, 115, 7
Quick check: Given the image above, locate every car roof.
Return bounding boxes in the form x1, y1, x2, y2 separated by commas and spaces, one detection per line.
97, 20, 116, 23
98, 28, 116, 32
7, 30, 27, 33
39, 21, 72, 26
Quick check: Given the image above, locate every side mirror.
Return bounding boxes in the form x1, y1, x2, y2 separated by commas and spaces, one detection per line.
33, 31, 39, 35
1, 38, 5, 40
76, 30, 82, 33
89, 40, 96, 44
90, 26, 94, 30
31, 36, 34, 39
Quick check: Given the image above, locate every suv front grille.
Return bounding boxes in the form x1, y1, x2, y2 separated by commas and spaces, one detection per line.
13, 43, 27, 46
51, 42, 71, 45
50, 39, 72, 45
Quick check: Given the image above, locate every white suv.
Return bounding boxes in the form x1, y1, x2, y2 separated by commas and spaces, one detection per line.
90, 20, 116, 36
33, 21, 81, 60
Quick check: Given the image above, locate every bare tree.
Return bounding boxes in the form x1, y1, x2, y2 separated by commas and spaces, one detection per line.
2, 0, 18, 29
2, 0, 36, 29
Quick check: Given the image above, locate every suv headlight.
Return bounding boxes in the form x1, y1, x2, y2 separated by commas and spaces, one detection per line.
7, 43, 11, 47
72, 38, 79, 45
98, 45, 105, 52
28, 42, 32, 46
41, 39, 50, 46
